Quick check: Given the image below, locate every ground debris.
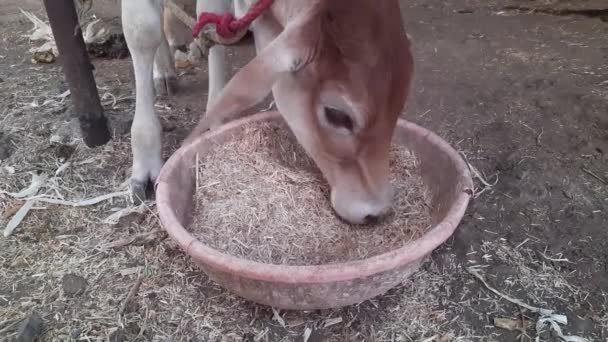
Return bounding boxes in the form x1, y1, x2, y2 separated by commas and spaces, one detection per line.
17, 311, 44, 342
120, 276, 144, 315
84, 18, 129, 59
493, 317, 532, 331
108, 327, 126, 342
19, 9, 57, 58
2, 199, 24, 219
101, 228, 163, 250
61, 274, 88, 297
69, 327, 82, 339
468, 267, 590, 342
0, 131, 15, 160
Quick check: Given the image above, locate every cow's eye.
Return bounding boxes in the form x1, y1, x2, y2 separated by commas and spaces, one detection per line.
324, 107, 354, 131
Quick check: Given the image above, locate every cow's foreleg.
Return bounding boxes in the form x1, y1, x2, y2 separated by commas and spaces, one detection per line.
122, 0, 164, 202
196, 0, 231, 110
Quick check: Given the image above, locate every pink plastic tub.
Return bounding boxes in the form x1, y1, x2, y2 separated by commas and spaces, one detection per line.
156, 111, 473, 310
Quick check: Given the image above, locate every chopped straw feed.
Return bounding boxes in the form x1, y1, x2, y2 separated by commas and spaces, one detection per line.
191, 121, 431, 265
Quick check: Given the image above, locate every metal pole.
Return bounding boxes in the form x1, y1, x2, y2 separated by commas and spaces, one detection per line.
42, 0, 111, 147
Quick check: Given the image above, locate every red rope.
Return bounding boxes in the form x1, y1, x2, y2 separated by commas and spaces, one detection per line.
192, 0, 274, 39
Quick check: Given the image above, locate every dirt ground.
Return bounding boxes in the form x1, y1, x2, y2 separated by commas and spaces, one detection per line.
1, 0, 607, 341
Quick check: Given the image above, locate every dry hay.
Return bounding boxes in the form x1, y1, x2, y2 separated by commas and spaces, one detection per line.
471, 239, 581, 299
191, 121, 431, 265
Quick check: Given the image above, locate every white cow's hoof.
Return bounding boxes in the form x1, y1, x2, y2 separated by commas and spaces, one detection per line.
130, 178, 151, 205
154, 76, 178, 96
130, 156, 163, 204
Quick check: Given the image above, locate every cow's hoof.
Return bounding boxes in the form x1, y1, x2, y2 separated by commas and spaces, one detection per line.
130, 179, 150, 205
154, 76, 177, 96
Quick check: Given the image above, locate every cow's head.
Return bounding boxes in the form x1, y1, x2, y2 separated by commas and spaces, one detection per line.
191, 0, 413, 224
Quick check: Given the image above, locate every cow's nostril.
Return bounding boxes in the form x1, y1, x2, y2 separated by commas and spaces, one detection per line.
364, 214, 379, 224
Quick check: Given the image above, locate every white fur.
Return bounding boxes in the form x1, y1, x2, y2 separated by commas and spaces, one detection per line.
121, 0, 165, 190
121, 0, 235, 192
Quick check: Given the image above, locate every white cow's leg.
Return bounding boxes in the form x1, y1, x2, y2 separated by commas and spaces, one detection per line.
153, 18, 177, 96
196, 0, 231, 110
122, 0, 164, 202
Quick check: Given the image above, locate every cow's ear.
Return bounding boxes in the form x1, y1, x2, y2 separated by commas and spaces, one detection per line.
182, 14, 319, 143
321, 0, 380, 66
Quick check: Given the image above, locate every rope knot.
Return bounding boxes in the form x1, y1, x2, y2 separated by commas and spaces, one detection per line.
192, 12, 237, 39
218, 13, 237, 38
191, 0, 274, 41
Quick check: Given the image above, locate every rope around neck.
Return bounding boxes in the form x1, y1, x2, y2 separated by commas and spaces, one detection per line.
192, 0, 274, 39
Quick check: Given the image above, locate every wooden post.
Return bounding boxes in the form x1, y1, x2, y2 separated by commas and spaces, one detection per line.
42, 0, 111, 147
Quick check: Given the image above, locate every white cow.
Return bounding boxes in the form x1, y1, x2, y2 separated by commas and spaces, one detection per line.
121, 0, 414, 224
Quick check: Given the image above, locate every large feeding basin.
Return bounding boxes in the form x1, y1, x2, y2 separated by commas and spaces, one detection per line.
155, 111, 473, 310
